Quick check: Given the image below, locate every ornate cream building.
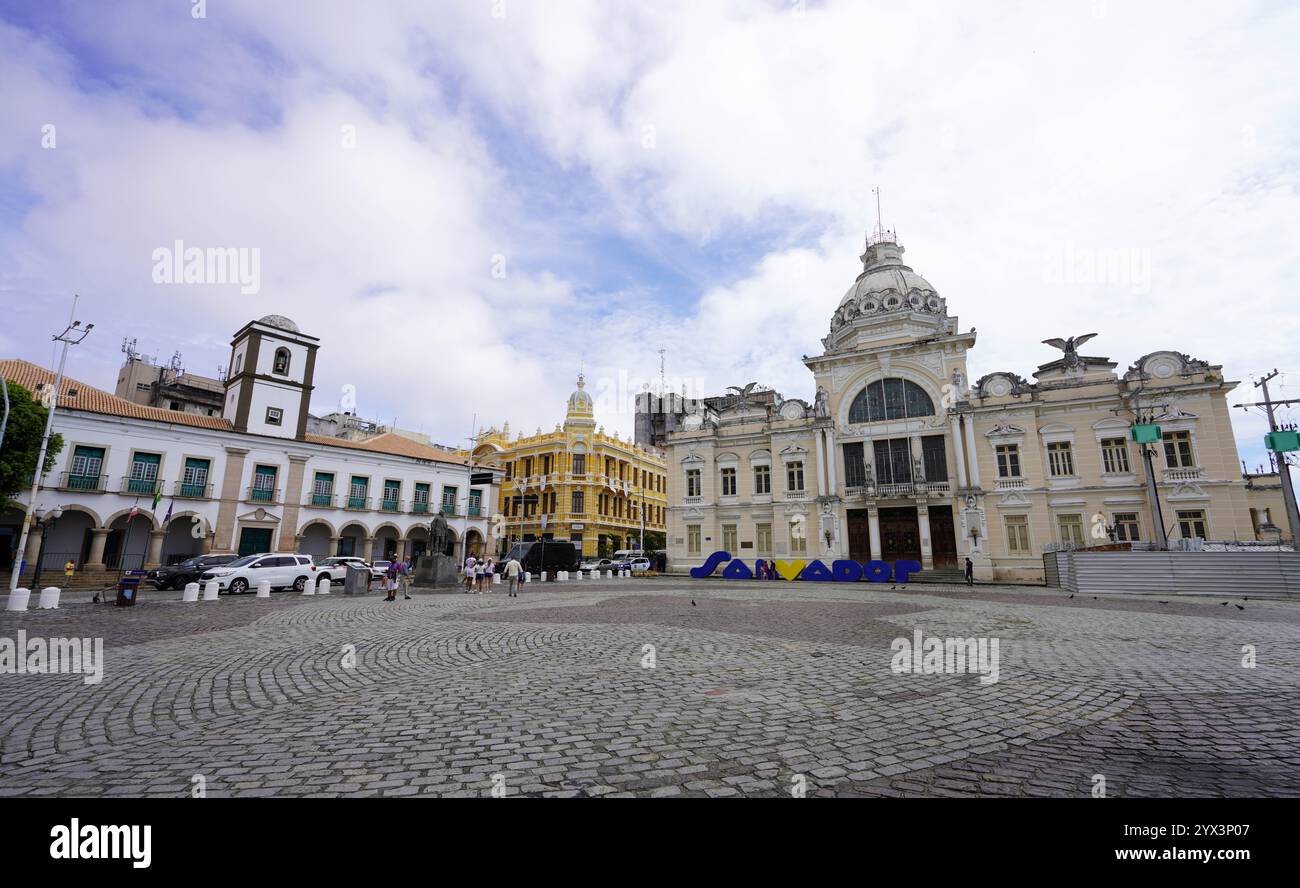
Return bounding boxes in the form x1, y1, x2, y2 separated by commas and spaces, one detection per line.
471, 375, 668, 559
665, 230, 1289, 582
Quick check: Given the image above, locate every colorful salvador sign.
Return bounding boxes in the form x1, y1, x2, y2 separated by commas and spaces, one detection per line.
690, 551, 923, 583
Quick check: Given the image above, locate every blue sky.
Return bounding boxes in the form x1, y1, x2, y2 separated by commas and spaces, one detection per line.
1, 0, 1298, 478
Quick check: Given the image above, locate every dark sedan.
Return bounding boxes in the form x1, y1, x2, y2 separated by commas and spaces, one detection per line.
147, 554, 237, 590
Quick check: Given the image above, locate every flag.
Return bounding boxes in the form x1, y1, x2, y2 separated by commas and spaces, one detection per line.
162, 500, 173, 523
128, 504, 138, 520
152, 487, 163, 511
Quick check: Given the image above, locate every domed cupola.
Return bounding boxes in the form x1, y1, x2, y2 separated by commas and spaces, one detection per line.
823, 218, 954, 352
564, 372, 596, 428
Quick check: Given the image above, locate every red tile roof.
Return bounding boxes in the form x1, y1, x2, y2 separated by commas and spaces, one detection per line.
2, 358, 474, 468
0, 358, 233, 430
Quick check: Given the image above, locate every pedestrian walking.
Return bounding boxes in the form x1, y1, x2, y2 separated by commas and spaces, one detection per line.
463, 554, 477, 593
400, 557, 412, 600
475, 558, 486, 594
484, 558, 495, 592
504, 555, 522, 597
965, 557, 974, 587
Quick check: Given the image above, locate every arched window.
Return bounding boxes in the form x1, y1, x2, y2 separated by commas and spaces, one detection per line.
273, 347, 291, 375
848, 378, 935, 423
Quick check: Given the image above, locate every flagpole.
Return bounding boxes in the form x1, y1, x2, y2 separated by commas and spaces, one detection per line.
120, 499, 139, 582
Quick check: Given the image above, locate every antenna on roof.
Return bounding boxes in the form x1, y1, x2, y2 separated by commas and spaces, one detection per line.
121, 338, 139, 361
867, 186, 896, 247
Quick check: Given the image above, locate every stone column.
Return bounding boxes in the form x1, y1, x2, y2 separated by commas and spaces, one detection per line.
200, 531, 213, 555
813, 432, 827, 497
214, 447, 249, 552
330, 536, 343, 556
867, 507, 882, 561
963, 416, 981, 488
362, 536, 374, 562
145, 530, 166, 569
824, 428, 838, 494
86, 528, 109, 568
278, 455, 310, 552
395, 539, 407, 561
950, 417, 968, 488
23, 524, 43, 570
917, 501, 933, 569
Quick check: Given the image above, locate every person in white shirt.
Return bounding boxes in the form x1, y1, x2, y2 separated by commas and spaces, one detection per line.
463, 555, 477, 593
504, 557, 522, 597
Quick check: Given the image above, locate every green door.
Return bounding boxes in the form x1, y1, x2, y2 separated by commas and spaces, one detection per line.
238, 528, 273, 557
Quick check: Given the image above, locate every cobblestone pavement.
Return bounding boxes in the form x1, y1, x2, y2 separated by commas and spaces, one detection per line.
1, 578, 1297, 798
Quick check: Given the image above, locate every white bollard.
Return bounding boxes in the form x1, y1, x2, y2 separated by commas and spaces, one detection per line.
315, 576, 330, 595
7, 588, 31, 611
558, 571, 567, 581
525, 572, 533, 584
39, 587, 61, 609
604, 570, 612, 579
298, 576, 312, 596
541, 571, 548, 583
183, 582, 200, 602
203, 581, 220, 601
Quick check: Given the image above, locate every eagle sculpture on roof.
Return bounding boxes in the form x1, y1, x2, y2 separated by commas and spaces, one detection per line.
1042, 333, 1098, 368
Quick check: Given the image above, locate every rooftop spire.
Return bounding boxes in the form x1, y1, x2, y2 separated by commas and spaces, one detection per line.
866, 186, 897, 247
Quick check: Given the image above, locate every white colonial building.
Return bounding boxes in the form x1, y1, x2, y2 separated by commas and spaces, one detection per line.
2, 315, 499, 586
665, 229, 1288, 582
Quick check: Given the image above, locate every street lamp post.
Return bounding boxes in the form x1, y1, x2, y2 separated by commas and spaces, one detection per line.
9, 299, 93, 592
31, 507, 62, 590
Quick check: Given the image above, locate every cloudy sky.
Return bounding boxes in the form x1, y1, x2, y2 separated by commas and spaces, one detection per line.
1, 0, 1298, 469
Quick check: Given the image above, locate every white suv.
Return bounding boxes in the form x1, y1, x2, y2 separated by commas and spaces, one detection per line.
199, 553, 317, 594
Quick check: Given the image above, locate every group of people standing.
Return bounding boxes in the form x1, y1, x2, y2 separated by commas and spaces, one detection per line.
382, 557, 414, 602
462, 553, 524, 597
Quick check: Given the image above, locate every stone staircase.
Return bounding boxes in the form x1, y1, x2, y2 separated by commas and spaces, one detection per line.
906, 568, 967, 585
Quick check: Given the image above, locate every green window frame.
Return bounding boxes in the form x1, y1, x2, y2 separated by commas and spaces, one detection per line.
181, 458, 211, 498
312, 472, 335, 506
128, 452, 161, 495
69, 446, 105, 489
348, 476, 369, 509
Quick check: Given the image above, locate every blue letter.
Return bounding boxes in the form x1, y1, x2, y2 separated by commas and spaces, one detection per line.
831, 560, 863, 582
722, 559, 753, 579
690, 551, 731, 578
802, 560, 833, 582
863, 560, 891, 583
893, 559, 922, 584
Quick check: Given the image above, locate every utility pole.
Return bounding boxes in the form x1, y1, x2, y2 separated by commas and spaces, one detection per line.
9, 297, 94, 591
1236, 371, 1300, 544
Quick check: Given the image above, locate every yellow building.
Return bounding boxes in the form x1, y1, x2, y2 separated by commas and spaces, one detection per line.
470, 375, 667, 558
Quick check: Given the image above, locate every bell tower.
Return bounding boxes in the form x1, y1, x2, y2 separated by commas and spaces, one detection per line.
223, 314, 320, 439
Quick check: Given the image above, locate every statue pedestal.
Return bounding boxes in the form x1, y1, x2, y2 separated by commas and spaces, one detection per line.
413, 554, 458, 590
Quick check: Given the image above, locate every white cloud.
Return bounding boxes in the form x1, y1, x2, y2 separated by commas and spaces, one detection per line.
1, 0, 1298, 471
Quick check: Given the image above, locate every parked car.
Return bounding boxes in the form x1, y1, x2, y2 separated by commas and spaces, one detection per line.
147, 554, 237, 590
505, 541, 580, 575
369, 560, 392, 580
199, 553, 317, 594
314, 556, 372, 584
629, 557, 652, 573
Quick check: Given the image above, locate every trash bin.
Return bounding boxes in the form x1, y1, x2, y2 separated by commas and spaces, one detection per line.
116, 570, 146, 607
344, 563, 371, 596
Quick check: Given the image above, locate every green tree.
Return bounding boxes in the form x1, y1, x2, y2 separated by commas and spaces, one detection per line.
0, 381, 64, 509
